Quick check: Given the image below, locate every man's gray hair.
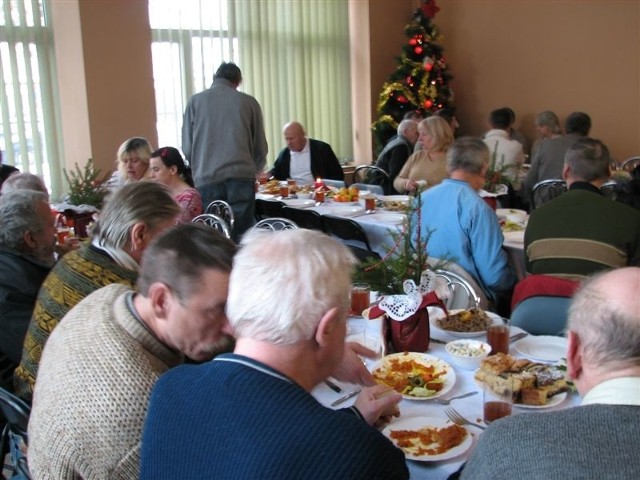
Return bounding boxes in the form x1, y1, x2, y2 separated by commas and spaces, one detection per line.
227, 229, 356, 345
564, 138, 611, 183
92, 182, 180, 250
446, 137, 490, 175
0, 189, 49, 251
397, 119, 416, 137
568, 270, 640, 368
1, 172, 48, 196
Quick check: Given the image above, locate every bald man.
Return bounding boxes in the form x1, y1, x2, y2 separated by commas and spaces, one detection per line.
270, 122, 344, 184
460, 267, 640, 480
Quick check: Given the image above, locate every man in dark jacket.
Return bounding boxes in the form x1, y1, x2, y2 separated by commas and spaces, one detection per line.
270, 121, 344, 183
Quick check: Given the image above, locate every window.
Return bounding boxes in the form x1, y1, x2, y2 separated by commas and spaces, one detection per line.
148, 0, 352, 165
0, 0, 62, 195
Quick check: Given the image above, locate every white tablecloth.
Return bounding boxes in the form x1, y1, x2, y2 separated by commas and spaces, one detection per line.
312, 316, 579, 480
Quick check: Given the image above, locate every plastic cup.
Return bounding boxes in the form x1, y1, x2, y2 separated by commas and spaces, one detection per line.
483, 379, 513, 423
350, 283, 370, 317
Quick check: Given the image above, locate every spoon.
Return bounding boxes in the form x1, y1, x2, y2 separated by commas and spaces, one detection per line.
433, 391, 478, 405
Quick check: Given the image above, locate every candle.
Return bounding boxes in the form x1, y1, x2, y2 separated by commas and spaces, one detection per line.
314, 177, 323, 190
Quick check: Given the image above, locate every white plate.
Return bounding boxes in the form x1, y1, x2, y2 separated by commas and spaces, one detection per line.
382, 416, 472, 461
514, 335, 568, 363
474, 375, 568, 409
255, 193, 275, 200
371, 352, 456, 400
326, 206, 365, 217
281, 198, 315, 208
496, 208, 528, 222
360, 213, 405, 224
377, 194, 411, 203
429, 309, 502, 338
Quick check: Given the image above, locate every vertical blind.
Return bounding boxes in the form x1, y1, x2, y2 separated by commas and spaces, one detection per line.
0, 0, 63, 197
149, 0, 352, 166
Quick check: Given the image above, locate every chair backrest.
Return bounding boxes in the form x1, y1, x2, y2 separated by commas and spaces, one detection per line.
600, 180, 618, 200
0, 388, 30, 441
322, 179, 347, 189
620, 156, 640, 173
253, 217, 299, 231
434, 269, 485, 310
322, 214, 373, 251
281, 206, 324, 230
352, 165, 391, 193
204, 200, 235, 231
191, 214, 231, 239
530, 179, 567, 210
255, 199, 285, 220
350, 182, 384, 195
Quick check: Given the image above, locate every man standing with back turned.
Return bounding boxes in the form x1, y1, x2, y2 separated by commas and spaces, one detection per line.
182, 62, 268, 240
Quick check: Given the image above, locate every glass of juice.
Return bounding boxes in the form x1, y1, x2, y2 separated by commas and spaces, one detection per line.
483, 379, 513, 424
349, 283, 370, 317
487, 322, 510, 355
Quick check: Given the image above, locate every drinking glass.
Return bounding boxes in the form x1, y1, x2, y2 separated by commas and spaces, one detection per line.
487, 321, 510, 355
364, 196, 376, 213
279, 183, 290, 198
350, 283, 370, 317
483, 379, 513, 423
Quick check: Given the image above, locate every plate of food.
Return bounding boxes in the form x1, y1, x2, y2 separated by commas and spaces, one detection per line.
371, 352, 456, 400
514, 336, 568, 363
382, 416, 472, 461
429, 308, 501, 338
474, 353, 569, 408
496, 208, 528, 223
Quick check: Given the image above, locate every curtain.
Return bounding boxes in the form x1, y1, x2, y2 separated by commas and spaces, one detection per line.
0, 0, 63, 197
149, 0, 352, 166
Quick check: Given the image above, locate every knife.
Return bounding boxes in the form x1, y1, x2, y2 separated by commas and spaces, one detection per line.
331, 389, 361, 407
323, 379, 342, 393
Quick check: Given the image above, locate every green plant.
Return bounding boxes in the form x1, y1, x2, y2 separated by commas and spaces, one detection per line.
484, 141, 509, 193
63, 159, 109, 209
354, 194, 441, 294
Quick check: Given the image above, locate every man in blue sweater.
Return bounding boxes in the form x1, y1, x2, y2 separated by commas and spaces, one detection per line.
141, 229, 409, 480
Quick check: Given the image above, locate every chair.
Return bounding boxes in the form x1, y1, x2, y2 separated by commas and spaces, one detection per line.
530, 179, 567, 210
322, 214, 374, 252
509, 274, 580, 335
0, 387, 32, 480
253, 217, 299, 231
347, 245, 382, 263
427, 258, 489, 310
204, 200, 235, 232
350, 182, 384, 195
255, 199, 285, 220
281, 206, 324, 230
600, 180, 618, 200
322, 179, 347, 189
352, 165, 391, 194
191, 214, 231, 239
620, 156, 640, 172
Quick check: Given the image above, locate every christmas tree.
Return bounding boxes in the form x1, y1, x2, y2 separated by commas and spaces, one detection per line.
371, 0, 455, 153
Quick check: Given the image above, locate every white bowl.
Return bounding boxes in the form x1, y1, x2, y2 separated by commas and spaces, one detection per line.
444, 339, 491, 370
296, 192, 313, 199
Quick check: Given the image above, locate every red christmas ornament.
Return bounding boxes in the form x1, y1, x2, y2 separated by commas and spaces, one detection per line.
406, 76, 414, 86
398, 96, 408, 104
421, 0, 441, 19
424, 63, 433, 72
414, 46, 423, 55
409, 38, 417, 46
424, 99, 433, 108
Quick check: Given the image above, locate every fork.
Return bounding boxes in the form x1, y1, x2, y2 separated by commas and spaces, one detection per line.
433, 391, 478, 405
444, 406, 486, 430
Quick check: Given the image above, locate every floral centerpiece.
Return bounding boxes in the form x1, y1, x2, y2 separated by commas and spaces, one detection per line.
354, 193, 449, 352
483, 141, 510, 195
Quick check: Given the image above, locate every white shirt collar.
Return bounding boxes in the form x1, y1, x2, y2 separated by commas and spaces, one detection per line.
581, 377, 640, 406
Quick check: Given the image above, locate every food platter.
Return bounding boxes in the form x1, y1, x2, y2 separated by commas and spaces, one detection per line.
429, 308, 502, 338
513, 336, 568, 363
382, 416, 472, 461
370, 352, 455, 400
473, 377, 568, 410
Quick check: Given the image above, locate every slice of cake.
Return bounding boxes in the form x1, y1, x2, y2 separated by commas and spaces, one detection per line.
475, 353, 568, 405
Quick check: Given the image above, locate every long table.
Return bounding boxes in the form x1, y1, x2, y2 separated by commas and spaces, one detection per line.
312, 315, 579, 480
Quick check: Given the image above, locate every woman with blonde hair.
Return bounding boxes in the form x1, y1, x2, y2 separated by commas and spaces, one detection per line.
393, 116, 454, 194
149, 146, 202, 222
105, 137, 153, 190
